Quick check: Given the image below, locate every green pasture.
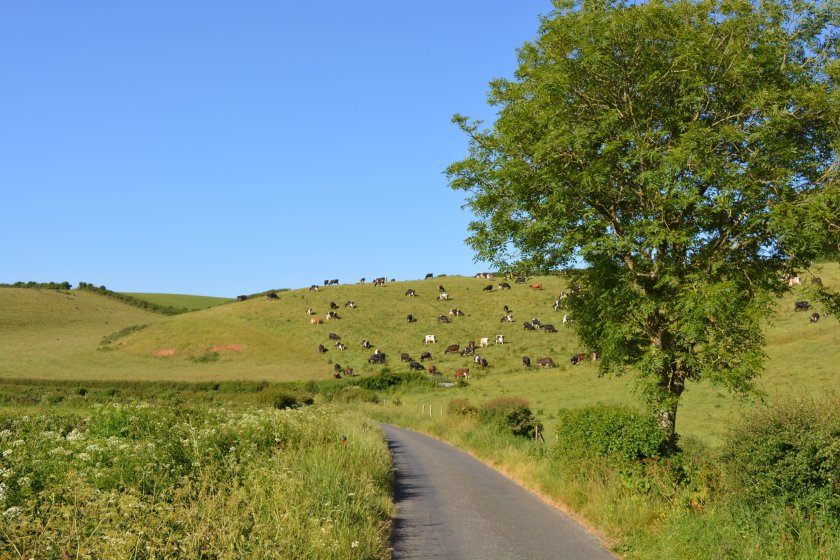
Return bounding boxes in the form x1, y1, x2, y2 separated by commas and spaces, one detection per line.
1, 266, 838, 446
121, 292, 232, 311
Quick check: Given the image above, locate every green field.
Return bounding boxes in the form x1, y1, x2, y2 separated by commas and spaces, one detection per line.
121, 292, 233, 311
1, 266, 838, 445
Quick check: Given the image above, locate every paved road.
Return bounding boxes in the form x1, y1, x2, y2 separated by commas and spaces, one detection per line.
382, 424, 615, 560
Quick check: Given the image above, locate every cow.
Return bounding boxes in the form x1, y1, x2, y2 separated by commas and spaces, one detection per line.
368, 353, 386, 364
335, 342, 346, 351
236, 295, 248, 301
425, 273, 434, 280
522, 356, 531, 368
400, 353, 412, 362
438, 315, 450, 323
590, 352, 599, 362
811, 312, 821, 323
786, 275, 802, 286
334, 363, 342, 373
531, 318, 543, 329
330, 301, 339, 310
267, 292, 279, 300
374, 348, 383, 355
359, 278, 366, 284
409, 361, 425, 371
523, 322, 535, 331
306, 307, 315, 315
483, 284, 494, 292
437, 292, 449, 301
530, 283, 542, 290
449, 308, 464, 317
444, 344, 460, 354
498, 282, 511, 290
344, 300, 356, 308
438, 284, 446, 293
473, 354, 483, 364
461, 345, 475, 356
333, 372, 342, 379
500, 314, 513, 322
407, 314, 416, 323
571, 352, 587, 365
373, 277, 387, 287
537, 357, 555, 367
428, 364, 440, 375
478, 358, 488, 368
318, 344, 327, 353
543, 324, 557, 333
328, 279, 339, 286
326, 311, 341, 320
309, 285, 319, 292
515, 276, 526, 284
479, 337, 489, 348
310, 317, 323, 325
361, 339, 372, 349
420, 351, 432, 361
495, 334, 505, 345
328, 332, 341, 340
454, 368, 470, 379
794, 301, 811, 311
553, 300, 563, 311
562, 314, 572, 324
405, 289, 417, 297
424, 334, 437, 344
344, 367, 354, 376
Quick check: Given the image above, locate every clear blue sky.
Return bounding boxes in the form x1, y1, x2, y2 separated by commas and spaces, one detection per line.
1, 1, 554, 296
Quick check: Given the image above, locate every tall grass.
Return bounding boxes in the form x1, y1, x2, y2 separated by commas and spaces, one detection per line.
0, 403, 392, 559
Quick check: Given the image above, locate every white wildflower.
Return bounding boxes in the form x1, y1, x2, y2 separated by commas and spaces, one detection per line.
11, 440, 24, 447
2, 450, 11, 458
65, 429, 83, 441
0, 429, 12, 439
3, 506, 21, 518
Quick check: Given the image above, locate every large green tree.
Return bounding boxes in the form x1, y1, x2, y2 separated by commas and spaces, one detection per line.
447, 0, 839, 445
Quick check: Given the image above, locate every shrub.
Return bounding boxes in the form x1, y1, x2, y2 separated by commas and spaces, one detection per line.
478, 397, 543, 438
554, 405, 669, 462
448, 398, 478, 416
721, 397, 840, 515
255, 387, 314, 410
358, 371, 428, 392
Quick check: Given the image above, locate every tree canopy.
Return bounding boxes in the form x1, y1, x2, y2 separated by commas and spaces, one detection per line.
446, 0, 839, 444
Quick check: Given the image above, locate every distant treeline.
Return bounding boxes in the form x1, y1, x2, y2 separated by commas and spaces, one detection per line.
76, 282, 186, 315
0, 281, 72, 290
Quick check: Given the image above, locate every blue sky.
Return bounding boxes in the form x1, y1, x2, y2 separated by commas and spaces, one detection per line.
1, 1, 554, 296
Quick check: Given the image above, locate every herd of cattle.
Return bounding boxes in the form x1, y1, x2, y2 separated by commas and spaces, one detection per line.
246, 272, 827, 380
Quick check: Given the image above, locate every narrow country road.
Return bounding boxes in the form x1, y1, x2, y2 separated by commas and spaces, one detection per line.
382, 424, 616, 560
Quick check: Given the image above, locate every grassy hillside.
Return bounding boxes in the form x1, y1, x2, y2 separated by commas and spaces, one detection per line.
1, 266, 837, 444
122, 292, 232, 311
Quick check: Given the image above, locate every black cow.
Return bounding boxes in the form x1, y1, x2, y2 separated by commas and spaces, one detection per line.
523, 322, 535, 331
328, 333, 341, 341
267, 292, 279, 300
405, 289, 417, 297
438, 315, 449, 323
515, 276, 526, 284
425, 273, 434, 279
330, 301, 339, 309
483, 284, 494, 292
318, 344, 327, 353
543, 324, 557, 333
498, 282, 511, 290
368, 353, 386, 364
328, 279, 339, 286
438, 284, 446, 292
794, 301, 811, 311
236, 295, 248, 301
406, 314, 416, 323
811, 312, 821, 323
522, 356, 531, 367
409, 361, 425, 371
400, 353, 412, 362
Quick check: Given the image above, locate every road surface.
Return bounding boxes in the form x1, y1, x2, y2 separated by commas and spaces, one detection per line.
382, 424, 616, 560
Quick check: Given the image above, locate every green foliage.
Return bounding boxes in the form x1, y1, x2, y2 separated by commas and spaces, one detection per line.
446, 0, 840, 443
554, 405, 669, 462
358, 371, 429, 392
478, 397, 543, 438
722, 397, 840, 515
77, 282, 187, 315
0, 281, 72, 290
188, 351, 220, 363
448, 398, 479, 415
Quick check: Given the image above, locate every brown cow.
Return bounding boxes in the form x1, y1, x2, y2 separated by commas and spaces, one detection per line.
530, 283, 542, 290
454, 368, 470, 378
428, 364, 440, 375
444, 344, 460, 354
571, 353, 587, 365
310, 317, 323, 325
536, 357, 555, 367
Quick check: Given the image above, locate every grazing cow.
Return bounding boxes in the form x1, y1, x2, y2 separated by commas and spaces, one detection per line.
438, 284, 446, 293
267, 292, 279, 300
444, 344, 460, 354
328, 279, 339, 286
480, 337, 489, 348
407, 314, 416, 323
500, 314, 513, 322
571, 353, 587, 365
333, 372, 342, 379
374, 348, 383, 355
532, 318, 543, 329
318, 344, 327, 353
537, 357, 555, 367
428, 364, 440, 375
811, 312, 821, 323
503, 304, 512, 314
523, 321, 535, 331
323, 280, 329, 286
483, 284, 494, 292
498, 282, 511, 290
553, 300, 563, 311
361, 339, 372, 349
522, 356, 531, 368
794, 301, 811, 311
325, 311, 340, 320
425, 273, 434, 280
368, 353, 386, 364
424, 334, 437, 345
409, 361, 425, 371
373, 277, 386, 287
786, 275, 801, 286
335, 342, 346, 351
495, 334, 505, 345
334, 363, 342, 373
515, 276, 526, 284
530, 283, 542, 290
236, 295, 248, 301
306, 307, 315, 315
479, 358, 488, 368
461, 346, 475, 356
438, 315, 450, 323
359, 278, 366, 284
400, 353, 412, 362
543, 324, 557, 333
420, 351, 432, 361
405, 289, 417, 297
449, 308, 464, 317
328, 332, 341, 340
330, 301, 339, 309
344, 367, 354, 376
473, 354, 483, 364
437, 292, 449, 301
309, 285, 319, 292
310, 317, 323, 325
344, 300, 355, 308
562, 314, 571, 324
454, 368, 470, 379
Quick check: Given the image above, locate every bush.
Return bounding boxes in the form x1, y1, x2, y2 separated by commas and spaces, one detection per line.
358, 371, 428, 392
554, 406, 669, 462
478, 397, 543, 438
448, 398, 478, 416
255, 387, 315, 410
721, 397, 840, 515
